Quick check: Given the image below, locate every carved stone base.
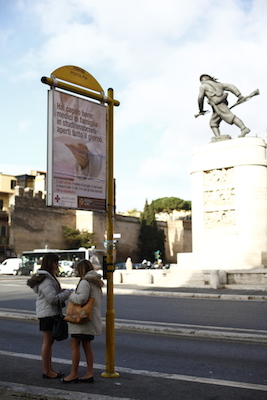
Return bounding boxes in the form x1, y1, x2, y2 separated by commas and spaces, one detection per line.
211, 135, 231, 142
190, 137, 267, 270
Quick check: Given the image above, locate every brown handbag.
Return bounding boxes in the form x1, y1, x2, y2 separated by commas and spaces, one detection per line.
64, 297, 95, 324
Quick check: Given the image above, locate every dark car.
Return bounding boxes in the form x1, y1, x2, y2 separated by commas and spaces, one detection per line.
132, 263, 149, 269
114, 262, 126, 270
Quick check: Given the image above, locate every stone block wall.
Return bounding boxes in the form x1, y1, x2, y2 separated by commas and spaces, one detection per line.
114, 214, 142, 262
8, 188, 192, 262
166, 219, 192, 260
9, 195, 76, 256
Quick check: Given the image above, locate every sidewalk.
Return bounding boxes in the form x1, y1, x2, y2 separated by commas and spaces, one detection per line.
1, 351, 267, 400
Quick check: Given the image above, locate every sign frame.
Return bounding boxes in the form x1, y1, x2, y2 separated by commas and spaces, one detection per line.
46, 89, 107, 212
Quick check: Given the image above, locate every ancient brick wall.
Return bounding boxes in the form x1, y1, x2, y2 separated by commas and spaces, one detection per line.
9, 195, 76, 257
114, 214, 142, 262
166, 219, 192, 260
9, 192, 192, 263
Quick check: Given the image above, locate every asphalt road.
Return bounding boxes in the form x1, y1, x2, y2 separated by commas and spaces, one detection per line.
0, 276, 267, 399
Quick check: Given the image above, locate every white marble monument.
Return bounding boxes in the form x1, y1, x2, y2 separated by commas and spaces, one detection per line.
186, 137, 267, 270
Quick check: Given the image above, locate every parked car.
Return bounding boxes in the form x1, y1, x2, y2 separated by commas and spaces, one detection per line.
132, 263, 149, 269
114, 262, 126, 270
0, 258, 22, 275
58, 260, 75, 277
16, 260, 34, 276
150, 262, 170, 269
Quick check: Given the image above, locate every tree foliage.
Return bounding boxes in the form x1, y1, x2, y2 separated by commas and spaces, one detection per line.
151, 197, 191, 213
125, 208, 139, 216
138, 201, 166, 262
62, 226, 95, 249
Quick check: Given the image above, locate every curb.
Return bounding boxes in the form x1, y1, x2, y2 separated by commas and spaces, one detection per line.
108, 288, 267, 301
115, 321, 267, 343
1, 311, 267, 344
0, 381, 117, 400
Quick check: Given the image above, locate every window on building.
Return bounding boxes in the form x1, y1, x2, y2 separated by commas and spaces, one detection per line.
1, 226, 6, 236
11, 180, 17, 189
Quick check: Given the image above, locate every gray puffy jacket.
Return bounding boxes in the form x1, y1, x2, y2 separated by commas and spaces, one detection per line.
27, 270, 71, 318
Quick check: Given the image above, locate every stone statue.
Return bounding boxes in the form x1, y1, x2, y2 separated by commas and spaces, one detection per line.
195, 74, 259, 141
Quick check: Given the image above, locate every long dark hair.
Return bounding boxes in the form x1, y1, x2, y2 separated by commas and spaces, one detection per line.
27, 253, 61, 289
40, 253, 61, 288
40, 253, 59, 274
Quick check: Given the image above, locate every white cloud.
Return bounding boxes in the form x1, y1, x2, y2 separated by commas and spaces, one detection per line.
1, 0, 267, 211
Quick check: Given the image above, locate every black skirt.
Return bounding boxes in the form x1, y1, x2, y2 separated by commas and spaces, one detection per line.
71, 334, 94, 341
39, 316, 55, 331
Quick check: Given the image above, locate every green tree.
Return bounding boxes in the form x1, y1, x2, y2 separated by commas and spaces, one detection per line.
138, 201, 166, 262
125, 208, 140, 217
151, 197, 191, 213
62, 226, 95, 249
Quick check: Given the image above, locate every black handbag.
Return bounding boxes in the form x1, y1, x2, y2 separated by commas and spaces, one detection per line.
52, 300, 68, 341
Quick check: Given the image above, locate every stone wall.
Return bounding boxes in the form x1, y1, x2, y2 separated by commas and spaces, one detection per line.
9, 189, 192, 262
114, 214, 142, 262
114, 216, 192, 263
9, 195, 76, 256
166, 219, 192, 261
76, 212, 150, 262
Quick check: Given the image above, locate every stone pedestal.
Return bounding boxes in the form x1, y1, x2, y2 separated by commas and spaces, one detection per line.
188, 137, 267, 270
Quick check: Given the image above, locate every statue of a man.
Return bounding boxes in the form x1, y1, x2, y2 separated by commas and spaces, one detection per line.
197, 74, 250, 138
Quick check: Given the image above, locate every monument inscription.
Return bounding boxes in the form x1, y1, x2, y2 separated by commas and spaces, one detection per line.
203, 167, 236, 228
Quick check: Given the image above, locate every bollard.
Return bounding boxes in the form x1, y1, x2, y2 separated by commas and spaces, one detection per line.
210, 270, 221, 289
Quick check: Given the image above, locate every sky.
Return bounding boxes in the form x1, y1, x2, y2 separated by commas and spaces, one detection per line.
1, 0, 267, 212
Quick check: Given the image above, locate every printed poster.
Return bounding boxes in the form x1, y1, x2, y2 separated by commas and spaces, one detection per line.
47, 90, 107, 211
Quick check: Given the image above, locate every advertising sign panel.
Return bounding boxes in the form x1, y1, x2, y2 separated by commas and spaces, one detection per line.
47, 90, 107, 211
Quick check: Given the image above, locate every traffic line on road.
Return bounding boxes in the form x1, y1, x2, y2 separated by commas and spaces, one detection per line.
1, 350, 267, 393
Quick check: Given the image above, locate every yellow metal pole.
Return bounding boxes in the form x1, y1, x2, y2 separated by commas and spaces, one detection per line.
101, 88, 119, 378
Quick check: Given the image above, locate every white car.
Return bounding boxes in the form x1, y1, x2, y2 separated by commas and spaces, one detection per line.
0, 258, 22, 275
58, 260, 75, 277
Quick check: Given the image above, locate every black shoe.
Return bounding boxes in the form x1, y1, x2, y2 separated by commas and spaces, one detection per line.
61, 377, 79, 384
79, 377, 94, 383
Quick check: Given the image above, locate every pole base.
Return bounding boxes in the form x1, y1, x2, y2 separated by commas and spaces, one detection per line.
101, 371, 120, 378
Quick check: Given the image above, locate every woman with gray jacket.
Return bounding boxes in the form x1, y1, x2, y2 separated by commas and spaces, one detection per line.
27, 253, 71, 379
62, 259, 104, 383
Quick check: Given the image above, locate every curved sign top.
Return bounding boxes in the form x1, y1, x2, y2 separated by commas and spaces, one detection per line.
51, 65, 104, 93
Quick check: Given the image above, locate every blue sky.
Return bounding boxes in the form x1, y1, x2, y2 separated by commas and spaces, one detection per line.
1, 0, 266, 212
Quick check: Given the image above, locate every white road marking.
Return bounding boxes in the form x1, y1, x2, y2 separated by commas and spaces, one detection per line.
1, 309, 267, 342
0, 350, 267, 392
